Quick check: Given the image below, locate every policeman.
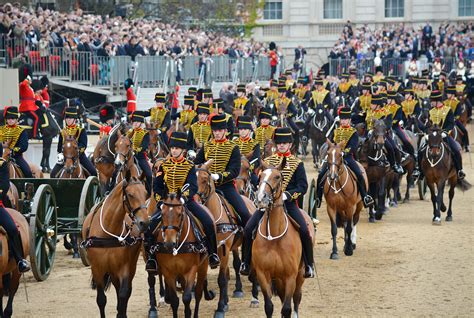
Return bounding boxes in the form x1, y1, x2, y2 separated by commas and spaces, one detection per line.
187, 103, 212, 152
144, 132, 221, 272
254, 107, 276, 156
127, 111, 153, 195
0, 144, 30, 272
445, 85, 469, 152
0, 106, 33, 178
149, 92, 171, 144
240, 127, 315, 278
414, 90, 465, 180
316, 107, 374, 208
194, 114, 251, 227
234, 115, 260, 187
51, 107, 97, 177
387, 91, 415, 158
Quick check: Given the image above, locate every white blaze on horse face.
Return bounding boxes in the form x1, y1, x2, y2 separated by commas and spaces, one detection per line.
433, 131, 437, 137
257, 169, 272, 203
330, 149, 336, 177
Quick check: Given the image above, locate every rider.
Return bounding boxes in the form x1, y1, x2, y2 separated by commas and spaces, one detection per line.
124, 78, 136, 118
98, 104, 115, 138
0, 144, 30, 273
445, 85, 469, 152
304, 77, 334, 137
214, 98, 235, 138
387, 91, 416, 159
274, 83, 300, 153
348, 69, 360, 89
293, 77, 310, 109
40, 76, 50, 108
316, 107, 374, 208
254, 107, 276, 155
239, 127, 315, 278
149, 93, 171, 145
187, 103, 212, 153
194, 114, 251, 227
144, 131, 221, 272
51, 107, 97, 177
233, 84, 251, 116
201, 88, 214, 113
234, 115, 260, 187
127, 111, 153, 195
414, 90, 466, 180
373, 66, 385, 83
172, 95, 196, 131
401, 88, 423, 132
336, 73, 354, 97
0, 106, 33, 178
455, 75, 472, 121
19, 75, 40, 139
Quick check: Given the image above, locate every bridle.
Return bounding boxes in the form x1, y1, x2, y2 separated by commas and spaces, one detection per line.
195, 168, 213, 204
259, 167, 283, 207
160, 196, 191, 255
122, 180, 147, 220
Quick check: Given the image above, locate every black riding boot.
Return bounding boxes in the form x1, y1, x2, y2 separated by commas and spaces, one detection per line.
145, 212, 162, 273
356, 174, 374, 208
11, 233, 30, 273
300, 234, 315, 278
203, 227, 220, 269
239, 209, 264, 276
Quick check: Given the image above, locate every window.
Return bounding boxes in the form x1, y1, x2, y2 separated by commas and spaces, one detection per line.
324, 0, 343, 19
459, 0, 474, 16
263, 1, 283, 20
385, 0, 404, 18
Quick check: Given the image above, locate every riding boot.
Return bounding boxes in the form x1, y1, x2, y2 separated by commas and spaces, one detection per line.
452, 149, 466, 180
203, 227, 220, 269
356, 174, 373, 208
316, 184, 323, 208
11, 232, 30, 273
145, 212, 162, 273
301, 234, 315, 278
239, 235, 253, 276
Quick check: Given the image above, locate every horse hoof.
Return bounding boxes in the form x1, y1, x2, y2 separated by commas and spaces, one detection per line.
224, 304, 229, 312
440, 204, 447, 212
446, 215, 453, 222
72, 252, 80, 259
148, 308, 158, 318
352, 244, 356, 250
432, 217, 442, 226
232, 290, 244, 298
214, 310, 225, 318
402, 198, 409, 204
390, 201, 398, 208
375, 213, 383, 221
344, 247, 353, 256
158, 297, 166, 307
205, 290, 216, 301
250, 298, 259, 308
369, 216, 375, 223
330, 253, 339, 260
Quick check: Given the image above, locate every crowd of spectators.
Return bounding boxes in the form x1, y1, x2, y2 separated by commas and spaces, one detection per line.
329, 20, 474, 63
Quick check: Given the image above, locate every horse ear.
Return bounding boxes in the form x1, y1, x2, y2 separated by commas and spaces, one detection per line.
203, 159, 214, 170
326, 138, 333, 148
336, 141, 344, 149
278, 156, 287, 171
260, 159, 270, 171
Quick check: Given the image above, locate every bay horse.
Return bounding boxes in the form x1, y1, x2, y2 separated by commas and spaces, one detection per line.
420, 125, 471, 225
149, 190, 209, 318
53, 135, 87, 179
307, 104, 330, 168
196, 160, 259, 315
324, 141, 366, 259
81, 172, 149, 318
252, 159, 314, 318
0, 142, 43, 179
0, 208, 29, 318
235, 154, 258, 201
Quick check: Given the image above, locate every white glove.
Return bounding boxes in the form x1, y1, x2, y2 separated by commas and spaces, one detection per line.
57, 153, 64, 164
187, 150, 196, 159
282, 192, 289, 201
334, 116, 340, 122
211, 173, 220, 181
308, 108, 315, 116
26, 75, 32, 82
180, 198, 185, 204
272, 116, 278, 121
318, 108, 324, 114
441, 132, 447, 138
399, 120, 404, 128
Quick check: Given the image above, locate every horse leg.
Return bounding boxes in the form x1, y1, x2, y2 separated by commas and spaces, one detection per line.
158, 273, 166, 306
194, 262, 208, 318
344, 218, 354, 256
165, 276, 180, 318
368, 183, 376, 222
427, 183, 440, 225
147, 273, 158, 318
281, 276, 296, 318
404, 173, 412, 203
96, 285, 107, 318
329, 209, 339, 260
249, 271, 260, 308
215, 254, 230, 317
292, 273, 304, 318
433, 181, 445, 225
256, 271, 273, 318
182, 271, 196, 318
446, 179, 455, 222
4, 271, 19, 318
71, 233, 80, 258
231, 249, 244, 298
375, 179, 385, 220
116, 277, 132, 318
42, 135, 52, 172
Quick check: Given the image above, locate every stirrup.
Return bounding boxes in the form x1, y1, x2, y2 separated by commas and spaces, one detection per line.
304, 265, 315, 278
457, 170, 466, 180
145, 258, 158, 273
315, 197, 322, 208
363, 195, 374, 208
208, 253, 221, 269
18, 259, 30, 273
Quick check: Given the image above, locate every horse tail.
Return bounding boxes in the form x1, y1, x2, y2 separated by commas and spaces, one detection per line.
90, 273, 112, 291
456, 179, 472, 192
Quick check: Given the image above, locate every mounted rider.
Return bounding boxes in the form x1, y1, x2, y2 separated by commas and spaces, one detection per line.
316, 107, 374, 208
214, 98, 235, 137
386, 90, 416, 159
19, 76, 40, 139
187, 103, 212, 153
0, 144, 30, 272
0, 106, 33, 177
172, 95, 196, 130
254, 107, 276, 155
98, 104, 115, 138
445, 85, 469, 152
304, 77, 334, 137
413, 90, 465, 180
144, 131, 221, 272
240, 127, 315, 278
273, 83, 300, 153
234, 115, 260, 187
127, 111, 153, 195
233, 84, 251, 116
51, 107, 97, 178
401, 88, 423, 132
149, 93, 171, 145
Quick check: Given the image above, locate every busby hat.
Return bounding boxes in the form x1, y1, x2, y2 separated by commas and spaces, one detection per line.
184, 95, 194, 106
64, 107, 79, 119
403, 88, 415, 96
456, 75, 464, 82
361, 81, 372, 90
387, 91, 397, 98
440, 71, 447, 78
237, 84, 246, 93
259, 107, 272, 120
196, 103, 210, 114
210, 114, 227, 130
431, 90, 443, 102
269, 41, 276, 51
202, 88, 213, 99
31, 79, 42, 92
40, 75, 49, 88
385, 78, 396, 86
371, 95, 384, 106
314, 77, 324, 86
131, 110, 148, 123
237, 116, 253, 130
349, 69, 357, 75
375, 65, 383, 73
99, 104, 115, 123
341, 73, 349, 79
274, 127, 293, 144
284, 69, 292, 76
318, 69, 326, 76
339, 107, 352, 119
364, 72, 374, 79
124, 78, 134, 90
213, 98, 224, 109
169, 132, 188, 149
155, 92, 166, 103
377, 80, 388, 88
297, 77, 305, 84
446, 86, 456, 95
4, 106, 19, 120
188, 87, 198, 95
278, 84, 287, 93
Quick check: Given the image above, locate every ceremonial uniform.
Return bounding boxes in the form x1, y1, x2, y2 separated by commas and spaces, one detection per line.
125, 78, 137, 115
214, 98, 235, 137
274, 84, 300, 151
194, 114, 251, 226
149, 93, 171, 145
98, 104, 115, 138
51, 107, 97, 178
19, 78, 40, 138
235, 116, 260, 186
387, 91, 415, 157
233, 84, 251, 116
40, 76, 50, 108
254, 108, 276, 156
172, 95, 196, 130
446, 86, 469, 150
187, 103, 212, 150
0, 107, 33, 178
401, 89, 423, 131
240, 127, 314, 278
127, 111, 152, 195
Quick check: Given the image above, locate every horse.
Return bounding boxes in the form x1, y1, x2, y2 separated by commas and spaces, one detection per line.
391, 129, 417, 204
324, 141, 366, 259
357, 119, 389, 222
0, 146, 23, 179
252, 158, 314, 318
195, 160, 260, 314
52, 135, 87, 179
81, 172, 149, 318
235, 155, 257, 201
420, 125, 471, 225
0, 208, 29, 318
113, 130, 143, 184
148, 190, 209, 318
146, 122, 169, 163
307, 104, 330, 168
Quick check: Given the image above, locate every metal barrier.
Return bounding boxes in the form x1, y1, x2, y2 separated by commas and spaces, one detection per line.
181, 56, 200, 84
135, 56, 168, 88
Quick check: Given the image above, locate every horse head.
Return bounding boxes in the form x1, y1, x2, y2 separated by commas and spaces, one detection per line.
121, 172, 149, 233
370, 119, 386, 151
236, 156, 251, 195
195, 159, 215, 204
427, 125, 444, 156
160, 190, 186, 249
256, 159, 284, 210
326, 140, 344, 182
63, 135, 80, 175
114, 130, 133, 170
